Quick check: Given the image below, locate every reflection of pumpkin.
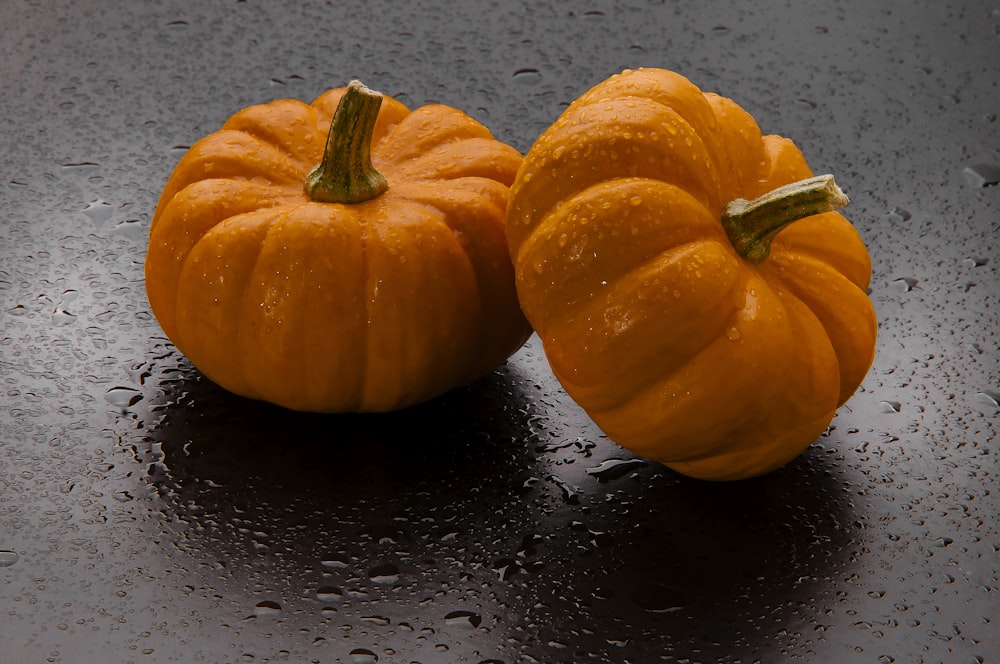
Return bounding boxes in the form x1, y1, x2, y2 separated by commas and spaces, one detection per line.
146, 81, 531, 413
507, 68, 877, 480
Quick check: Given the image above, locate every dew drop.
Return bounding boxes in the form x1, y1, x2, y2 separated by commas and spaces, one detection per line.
972, 390, 1000, 413
888, 206, 912, 221
585, 458, 647, 482
52, 308, 77, 326
105, 386, 143, 408
369, 563, 399, 584
320, 558, 348, 569
891, 277, 920, 292
316, 586, 343, 601
444, 610, 482, 628
512, 67, 543, 85
630, 583, 686, 613
253, 600, 282, 617
963, 163, 1000, 187
83, 200, 114, 224
348, 648, 378, 664
0, 550, 19, 567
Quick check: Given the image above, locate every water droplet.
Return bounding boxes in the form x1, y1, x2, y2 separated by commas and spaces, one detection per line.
963, 163, 1000, 187
891, 277, 920, 292
105, 386, 143, 408
630, 584, 686, 613
253, 600, 282, 617
83, 200, 114, 224
492, 558, 521, 580
546, 475, 579, 504
973, 390, 1000, 413
879, 401, 902, 414
368, 563, 399, 584
113, 490, 134, 503
348, 648, 378, 664
360, 615, 390, 626
585, 458, 647, 482
444, 610, 482, 628
321, 558, 348, 569
0, 550, 19, 567
111, 219, 145, 242
512, 68, 543, 85
888, 206, 912, 221
316, 586, 343, 601
51, 308, 77, 326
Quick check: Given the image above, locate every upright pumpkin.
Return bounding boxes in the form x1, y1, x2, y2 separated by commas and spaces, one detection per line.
507, 68, 877, 480
146, 81, 531, 413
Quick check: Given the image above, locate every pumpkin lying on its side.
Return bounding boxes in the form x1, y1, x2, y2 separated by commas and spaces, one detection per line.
146, 81, 532, 413
506, 67, 877, 480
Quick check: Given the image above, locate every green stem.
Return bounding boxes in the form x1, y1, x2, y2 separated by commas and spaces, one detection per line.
721, 174, 850, 264
305, 80, 389, 204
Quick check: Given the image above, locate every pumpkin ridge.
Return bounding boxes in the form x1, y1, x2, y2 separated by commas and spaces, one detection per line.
507, 98, 723, 246
387, 137, 522, 187
374, 105, 493, 165
757, 256, 877, 405
232, 206, 296, 399
158, 129, 306, 210
389, 179, 527, 381
221, 100, 323, 168
552, 239, 742, 399
511, 176, 725, 304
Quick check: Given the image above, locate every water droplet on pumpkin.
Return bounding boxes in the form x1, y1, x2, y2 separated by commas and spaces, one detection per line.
726, 327, 742, 341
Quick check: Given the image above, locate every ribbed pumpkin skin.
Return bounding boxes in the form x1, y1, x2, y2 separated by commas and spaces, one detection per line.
506, 68, 877, 480
146, 87, 531, 413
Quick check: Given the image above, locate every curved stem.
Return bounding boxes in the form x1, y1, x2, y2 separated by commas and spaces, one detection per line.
305, 80, 389, 204
721, 174, 850, 264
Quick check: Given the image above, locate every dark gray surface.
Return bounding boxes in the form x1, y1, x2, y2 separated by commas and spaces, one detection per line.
1, 1, 997, 662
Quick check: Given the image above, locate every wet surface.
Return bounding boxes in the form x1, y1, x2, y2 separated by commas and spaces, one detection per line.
1, 0, 998, 662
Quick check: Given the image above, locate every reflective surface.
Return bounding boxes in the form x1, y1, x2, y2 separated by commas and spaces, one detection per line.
2, 1, 997, 662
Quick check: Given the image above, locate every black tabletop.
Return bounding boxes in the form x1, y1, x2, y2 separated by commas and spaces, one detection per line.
2, 1, 997, 662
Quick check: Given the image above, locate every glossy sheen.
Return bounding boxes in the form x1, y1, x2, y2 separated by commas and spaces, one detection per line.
146, 87, 531, 412
507, 68, 878, 480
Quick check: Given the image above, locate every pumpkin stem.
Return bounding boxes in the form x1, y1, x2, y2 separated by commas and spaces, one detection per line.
305, 80, 389, 204
721, 174, 849, 264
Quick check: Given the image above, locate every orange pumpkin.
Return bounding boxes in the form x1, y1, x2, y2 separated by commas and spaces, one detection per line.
507, 68, 877, 480
146, 81, 531, 412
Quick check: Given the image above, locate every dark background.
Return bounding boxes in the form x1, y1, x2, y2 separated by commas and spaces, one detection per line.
1, 1, 997, 662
